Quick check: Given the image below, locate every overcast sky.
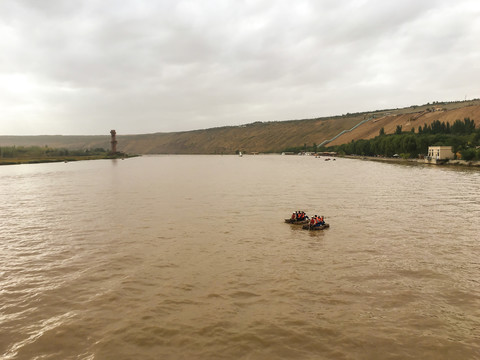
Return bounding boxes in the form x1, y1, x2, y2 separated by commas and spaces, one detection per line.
1, 0, 479, 135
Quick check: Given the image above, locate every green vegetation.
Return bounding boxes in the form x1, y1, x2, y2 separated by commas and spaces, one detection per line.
0, 146, 133, 165
321, 118, 480, 160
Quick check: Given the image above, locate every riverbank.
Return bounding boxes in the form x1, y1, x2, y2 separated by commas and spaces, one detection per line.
341, 155, 480, 168
0, 154, 139, 166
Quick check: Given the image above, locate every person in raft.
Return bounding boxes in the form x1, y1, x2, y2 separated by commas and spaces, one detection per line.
310, 215, 325, 227
292, 211, 306, 221
298, 211, 305, 221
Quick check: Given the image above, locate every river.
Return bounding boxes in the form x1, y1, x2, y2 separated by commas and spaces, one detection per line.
1, 155, 479, 359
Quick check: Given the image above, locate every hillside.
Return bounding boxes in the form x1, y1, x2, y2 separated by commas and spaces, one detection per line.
1, 100, 479, 154
326, 100, 480, 147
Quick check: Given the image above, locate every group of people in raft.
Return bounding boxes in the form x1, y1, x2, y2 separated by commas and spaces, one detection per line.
291, 211, 326, 227
291, 211, 307, 221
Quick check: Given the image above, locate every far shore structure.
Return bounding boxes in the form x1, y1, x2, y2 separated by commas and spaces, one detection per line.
425, 146, 454, 164
110, 130, 117, 154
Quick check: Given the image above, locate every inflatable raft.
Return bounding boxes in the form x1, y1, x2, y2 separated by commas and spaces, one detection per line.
284, 218, 310, 225
302, 223, 330, 230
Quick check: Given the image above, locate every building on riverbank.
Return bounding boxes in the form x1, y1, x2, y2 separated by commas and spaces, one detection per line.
425, 146, 454, 164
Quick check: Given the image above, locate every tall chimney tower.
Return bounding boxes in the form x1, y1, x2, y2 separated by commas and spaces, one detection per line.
110, 130, 117, 153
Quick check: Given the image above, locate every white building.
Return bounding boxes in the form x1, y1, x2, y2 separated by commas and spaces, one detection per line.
425, 146, 454, 163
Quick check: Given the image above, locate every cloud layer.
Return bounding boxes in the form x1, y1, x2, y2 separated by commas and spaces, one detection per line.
1, 0, 479, 135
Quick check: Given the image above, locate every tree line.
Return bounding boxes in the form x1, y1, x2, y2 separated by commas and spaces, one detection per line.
0, 146, 108, 159
416, 118, 476, 135
282, 118, 480, 160
320, 118, 480, 160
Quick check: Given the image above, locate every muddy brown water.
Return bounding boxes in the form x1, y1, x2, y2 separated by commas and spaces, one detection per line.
1, 155, 479, 359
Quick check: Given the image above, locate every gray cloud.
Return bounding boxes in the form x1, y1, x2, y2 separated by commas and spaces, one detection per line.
1, 0, 479, 135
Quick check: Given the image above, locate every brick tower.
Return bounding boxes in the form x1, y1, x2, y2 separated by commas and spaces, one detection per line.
110, 130, 117, 153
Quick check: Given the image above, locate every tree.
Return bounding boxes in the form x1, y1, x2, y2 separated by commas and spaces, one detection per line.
403, 135, 417, 155
395, 125, 402, 135
379, 127, 385, 136
355, 139, 370, 156
461, 148, 477, 161
384, 140, 395, 157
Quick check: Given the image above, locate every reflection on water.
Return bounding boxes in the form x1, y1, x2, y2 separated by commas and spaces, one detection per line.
1, 156, 479, 359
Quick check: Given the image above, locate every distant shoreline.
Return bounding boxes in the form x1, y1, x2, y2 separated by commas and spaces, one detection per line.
2, 153, 479, 169
0, 154, 139, 166
341, 154, 480, 168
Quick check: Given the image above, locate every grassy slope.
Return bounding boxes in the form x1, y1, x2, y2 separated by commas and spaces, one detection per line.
1, 100, 479, 154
